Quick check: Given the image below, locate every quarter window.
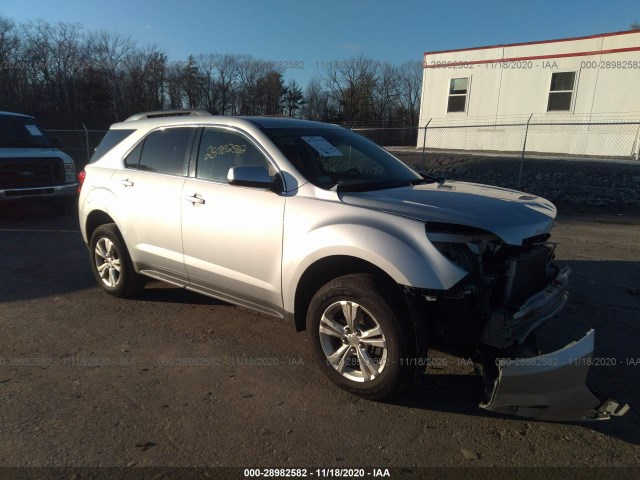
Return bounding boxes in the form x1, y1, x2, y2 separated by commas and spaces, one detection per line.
196, 128, 271, 182
447, 77, 469, 113
90, 129, 135, 163
138, 127, 195, 176
547, 72, 576, 111
124, 142, 143, 169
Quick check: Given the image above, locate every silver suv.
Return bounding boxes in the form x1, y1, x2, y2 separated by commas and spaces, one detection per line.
79, 110, 626, 421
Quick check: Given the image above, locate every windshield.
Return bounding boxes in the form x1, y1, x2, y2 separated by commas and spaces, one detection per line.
0, 115, 53, 148
264, 126, 424, 191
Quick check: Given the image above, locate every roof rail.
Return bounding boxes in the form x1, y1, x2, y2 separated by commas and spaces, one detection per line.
125, 109, 211, 122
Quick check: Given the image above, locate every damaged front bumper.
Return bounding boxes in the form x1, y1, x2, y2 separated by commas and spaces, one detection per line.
483, 265, 572, 349
480, 329, 629, 421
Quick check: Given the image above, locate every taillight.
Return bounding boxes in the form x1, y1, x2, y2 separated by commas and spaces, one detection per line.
77, 170, 86, 193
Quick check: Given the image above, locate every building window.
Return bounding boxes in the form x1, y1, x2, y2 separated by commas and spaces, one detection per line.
447, 77, 469, 113
547, 72, 576, 111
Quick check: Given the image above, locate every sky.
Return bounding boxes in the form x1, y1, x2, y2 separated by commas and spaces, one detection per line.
1, 0, 638, 86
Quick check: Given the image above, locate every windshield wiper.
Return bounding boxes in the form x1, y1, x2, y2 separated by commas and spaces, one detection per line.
418, 174, 445, 185
332, 179, 420, 192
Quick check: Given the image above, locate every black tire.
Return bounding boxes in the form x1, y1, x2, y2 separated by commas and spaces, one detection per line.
89, 224, 146, 298
306, 273, 416, 400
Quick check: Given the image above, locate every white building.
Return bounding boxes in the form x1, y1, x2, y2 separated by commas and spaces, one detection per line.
418, 30, 640, 158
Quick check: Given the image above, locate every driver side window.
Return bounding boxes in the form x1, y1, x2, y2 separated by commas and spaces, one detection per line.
196, 128, 271, 182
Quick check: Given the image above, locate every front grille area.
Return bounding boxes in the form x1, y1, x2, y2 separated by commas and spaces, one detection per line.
502, 246, 553, 308
0, 157, 66, 189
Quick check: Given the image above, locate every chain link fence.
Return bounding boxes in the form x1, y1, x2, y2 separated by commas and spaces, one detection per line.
47, 115, 640, 176
46, 129, 108, 169
351, 115, 640, 189
352, 114, 640, 160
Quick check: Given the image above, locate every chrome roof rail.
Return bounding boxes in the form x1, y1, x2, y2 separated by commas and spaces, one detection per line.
124, 109, 211, 122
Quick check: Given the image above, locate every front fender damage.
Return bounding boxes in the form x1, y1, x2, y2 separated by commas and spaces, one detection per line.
480, 329, 629, 421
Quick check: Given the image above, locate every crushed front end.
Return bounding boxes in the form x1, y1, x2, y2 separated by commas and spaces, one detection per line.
412, 222, 629, 421
480, 329, 629, 420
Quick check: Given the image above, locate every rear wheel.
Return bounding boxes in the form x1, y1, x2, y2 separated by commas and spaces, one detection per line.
89, 224, 146, 298
307, 274, 415, 399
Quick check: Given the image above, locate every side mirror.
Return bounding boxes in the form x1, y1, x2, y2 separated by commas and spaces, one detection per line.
227, 166, 279, 190
52, 136, 64, 148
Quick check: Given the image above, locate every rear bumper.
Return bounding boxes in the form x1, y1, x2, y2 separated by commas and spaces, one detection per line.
480, 329, 629, 421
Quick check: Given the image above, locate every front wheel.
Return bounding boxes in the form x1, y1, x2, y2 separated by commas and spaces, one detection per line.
89, 224, 146, 298
307, 274, 415, 400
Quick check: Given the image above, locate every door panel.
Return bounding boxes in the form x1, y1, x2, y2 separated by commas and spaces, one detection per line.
111, 127, 196, 282
181, 179, 285, 313
181, 127, 285, 313
112, 170, 187, 280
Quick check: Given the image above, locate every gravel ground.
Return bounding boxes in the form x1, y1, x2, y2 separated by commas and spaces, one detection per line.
391, 149, 640, 207
0, 201, 638, 479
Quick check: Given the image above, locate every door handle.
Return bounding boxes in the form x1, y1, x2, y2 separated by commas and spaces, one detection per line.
120, 179, 134, 187
184, 194, 205, 205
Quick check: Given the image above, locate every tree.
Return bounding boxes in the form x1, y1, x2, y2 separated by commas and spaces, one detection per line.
302, 77, 337, 121
182, 55, 202, 108
256, 70, 285, 115
371, 61, 399, 124
395, 60, 422, 126
0, 13, 424, 130
0, 16, 20, 112
166, 60, 185, 109
86, 30, 135, 121
283, 79, 305, 117
235, 56, 281, 115
123, 46, 166, 113
215, 54, 239, 115
323, 55, 378, 124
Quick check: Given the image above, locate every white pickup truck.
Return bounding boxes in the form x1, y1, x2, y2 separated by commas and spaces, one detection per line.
0, 111, 77, 212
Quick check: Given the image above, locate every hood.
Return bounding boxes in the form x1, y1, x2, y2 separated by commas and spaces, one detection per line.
340, 181, 557, 245
0, 147, 72, 162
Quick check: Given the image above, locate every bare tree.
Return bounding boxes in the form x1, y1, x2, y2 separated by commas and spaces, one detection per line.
165, 60, 185, 109
323, 55, 378, 124
396, 60, 422, 126
86, 30, 135, 121
0, 16, 20, 110
214, 54, 239, 115
195, 54, 219, 113
123, 45, 166, 113
371, 61, 399, 124
0, 16, 18, 63
302, 77, 336, 121
1, 13, 424, 130
236, 56, 278, 115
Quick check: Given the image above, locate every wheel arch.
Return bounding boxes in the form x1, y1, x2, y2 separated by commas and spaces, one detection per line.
292, 255, 408, 333
85, 209, 117, 245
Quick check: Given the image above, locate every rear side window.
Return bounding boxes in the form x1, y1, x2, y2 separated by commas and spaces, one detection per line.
90, 129, 135, 163
138, 127, 195, 176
